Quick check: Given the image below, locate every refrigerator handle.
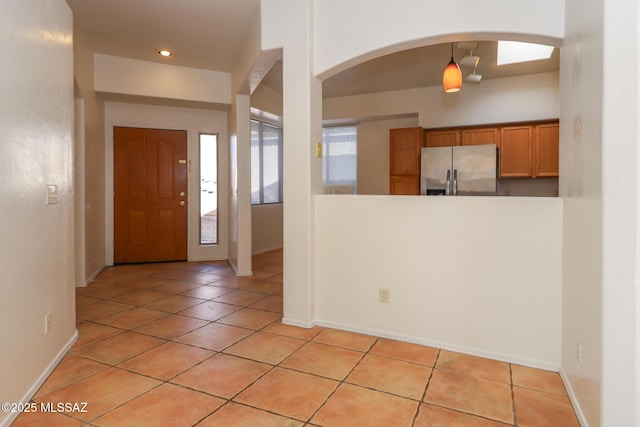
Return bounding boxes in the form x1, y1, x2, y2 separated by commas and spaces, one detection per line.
445, 170, 451, 195
453, 169, 458, 195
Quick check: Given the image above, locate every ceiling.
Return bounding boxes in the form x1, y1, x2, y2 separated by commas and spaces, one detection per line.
65, 0, 261, 72
66, 0, 559, 99
269, 42, 559, 98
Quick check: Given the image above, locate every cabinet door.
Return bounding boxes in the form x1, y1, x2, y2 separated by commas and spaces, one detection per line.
534, 123, 559, 177
425, 130, 460, 147
390, 175, 419, 195
389, 127, 423, 195
389, 127, 424, 175
461, 128, 500, 147
500, 126, 533, 177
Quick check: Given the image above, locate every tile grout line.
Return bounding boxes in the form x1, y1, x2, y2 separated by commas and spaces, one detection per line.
39, 260, 282, 425
510, 363, 518, 426
61, 253, 577, 426
301, 336, 379, 424
74, 302, 451, 425
86, 381, 167, 425
70, 261, 287, 426
410, 348, 441, 426
170, 271, 292, 423
184, 315, 322, 425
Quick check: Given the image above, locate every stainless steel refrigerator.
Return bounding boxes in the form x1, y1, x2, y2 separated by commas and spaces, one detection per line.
420, 144, 497, 196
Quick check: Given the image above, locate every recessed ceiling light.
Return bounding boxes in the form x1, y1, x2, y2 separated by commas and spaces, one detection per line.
157, 50, 173, 58
497, 41, 554, 66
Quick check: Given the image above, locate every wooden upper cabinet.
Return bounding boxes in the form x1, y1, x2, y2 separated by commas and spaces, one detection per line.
534, 123, 559, 177
424, 120, 559, 179
425, 129, 460, 147
499, 126, 533, 177
461, 128, 500, 147
389, 127, 424, 195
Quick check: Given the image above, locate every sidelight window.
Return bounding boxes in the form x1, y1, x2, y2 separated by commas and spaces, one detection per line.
199, 133, 218, 245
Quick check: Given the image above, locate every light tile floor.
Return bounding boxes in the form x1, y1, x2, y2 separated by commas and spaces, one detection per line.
14, 249, 580, 426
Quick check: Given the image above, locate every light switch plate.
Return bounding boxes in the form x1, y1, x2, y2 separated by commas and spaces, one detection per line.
46, 185, 58, 205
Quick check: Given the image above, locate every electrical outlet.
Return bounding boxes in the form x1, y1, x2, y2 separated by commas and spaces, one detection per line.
379, 288, 390, 303
45, 312, 52, 334
576, 340, 582, 365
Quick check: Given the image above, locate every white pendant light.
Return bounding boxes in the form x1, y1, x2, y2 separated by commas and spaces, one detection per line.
460, 53, 480, 68
464, 63, 482, 85
459, 42, 480, 68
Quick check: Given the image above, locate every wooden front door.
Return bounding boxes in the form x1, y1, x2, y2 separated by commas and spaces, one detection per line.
114, 127, 188, 263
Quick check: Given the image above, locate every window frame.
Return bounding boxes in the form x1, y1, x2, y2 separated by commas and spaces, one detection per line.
199, 132, 218, 246
322, 124, 358, 189
251, 119, 283, 205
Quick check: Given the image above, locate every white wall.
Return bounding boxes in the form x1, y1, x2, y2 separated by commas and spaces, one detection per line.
228, 95, 254, 275
74, 97, 86, 286
313, 0, 564, 78
267, 1, 640, 424
262, 0, 567, 333
230, 8, 264, 275
104, 102, 230, 262
94, 54, 232, 105
599, 1, 639, 426
356, 117, 418, 194
0, 2, 76, 425
252, 83, 283, 117
559, 1, 605, 426
262, 0, 324, 326
315, 196, 563, 368
252, 204, 284, 254
324, 72, 560, 129
419, 72, 560, 128
324, 87, 428, 124
73, 27, 107, 284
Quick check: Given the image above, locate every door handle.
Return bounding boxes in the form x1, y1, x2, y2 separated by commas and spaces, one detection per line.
445, 170, 451, 195
179, 201, 185, 206
453, 169, 458, 195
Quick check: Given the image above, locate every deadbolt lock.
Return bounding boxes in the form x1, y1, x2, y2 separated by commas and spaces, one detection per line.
179, 192, 185, 197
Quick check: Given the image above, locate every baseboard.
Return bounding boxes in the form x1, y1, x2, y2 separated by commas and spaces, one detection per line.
559, 367, 588, 427
228, 259, 252, 277
189, 255, 229, 262
281, 317, 317, 329
315, 319, 560, 371
252, 245, 283, 256
79, 265, 105, 287
0, 330, 79, 427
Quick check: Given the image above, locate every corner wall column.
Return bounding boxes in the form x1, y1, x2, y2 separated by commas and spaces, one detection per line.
229, 94, 253, 275
262, 0, 323, 326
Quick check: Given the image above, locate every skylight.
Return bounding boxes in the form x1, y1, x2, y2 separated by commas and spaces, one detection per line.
497, 41, 554, 66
